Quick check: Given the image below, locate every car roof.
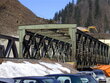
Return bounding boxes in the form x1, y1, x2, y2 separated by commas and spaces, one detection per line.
14, 76, 54, 80
78, 71, 94, 73
79, 71, 93, 72
93, 69, 103, 72
46, 74, 87, 77
0, 78, 14, 83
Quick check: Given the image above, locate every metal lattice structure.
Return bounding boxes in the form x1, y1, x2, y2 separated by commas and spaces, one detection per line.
23, 31, 72, 62
0, 24, 108, 68
19, 24, 76, 62
0, 34, 19, 58
18, 24, 109, 68
76, 30, 109, 68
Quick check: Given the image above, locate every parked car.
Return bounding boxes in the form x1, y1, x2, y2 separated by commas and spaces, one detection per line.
77, 71, 97, 79
14, 76, 60, 83
46, 74, 98, 83
93, 69, 106, 82
78, 74, 98, 83
0, 78, 14, 83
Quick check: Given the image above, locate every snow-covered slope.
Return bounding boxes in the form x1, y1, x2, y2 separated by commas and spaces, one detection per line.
0, 60, 77, 78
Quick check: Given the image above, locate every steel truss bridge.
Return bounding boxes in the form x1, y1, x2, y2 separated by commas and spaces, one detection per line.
0, 24, 109, 68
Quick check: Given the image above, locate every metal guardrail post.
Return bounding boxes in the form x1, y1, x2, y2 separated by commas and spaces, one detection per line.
19, 28, 25, 58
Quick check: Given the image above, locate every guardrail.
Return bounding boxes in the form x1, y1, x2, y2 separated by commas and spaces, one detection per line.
76, 30, 109, 68
22, 31, 72, 62
18, 24, 109, 68
0, 34, 19, 58
0, 24, 108, 69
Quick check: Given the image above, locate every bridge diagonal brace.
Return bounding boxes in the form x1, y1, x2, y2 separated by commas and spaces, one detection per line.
5, 39, 13, 57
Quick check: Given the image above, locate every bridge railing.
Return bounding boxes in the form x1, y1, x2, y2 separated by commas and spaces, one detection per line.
0, 24, 108, 68
0, 34, 19, 58
18, 24, 109, 68
76, 30, 109, 68
19, 24, 76, 62
22, 31, 72, 62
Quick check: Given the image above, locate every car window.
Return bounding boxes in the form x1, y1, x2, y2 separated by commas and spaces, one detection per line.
22, 80, 38, 83
15, 79, 21, 83
80, 78, 89, 83
42, 79, 54, 83
86, 75, 97, 83
57, 76, 71, 83
94, 71, 104, 75
71, 77, 82, 83
79, 75, 97, 83
91, 73, 97, 78
0, 81, 7, 83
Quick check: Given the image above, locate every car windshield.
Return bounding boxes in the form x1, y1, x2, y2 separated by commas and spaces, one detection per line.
78, 72, 93, 75
15, 78, 56, 83
93, 70, 104, 75
71, 76, 82, 83
47, 75, 82, 83
79, 75, 97, 83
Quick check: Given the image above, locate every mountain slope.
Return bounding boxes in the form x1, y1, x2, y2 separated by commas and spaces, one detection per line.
0, 0, 48, 35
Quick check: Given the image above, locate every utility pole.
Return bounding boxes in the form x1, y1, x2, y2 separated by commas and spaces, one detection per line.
59, 17, 62, 24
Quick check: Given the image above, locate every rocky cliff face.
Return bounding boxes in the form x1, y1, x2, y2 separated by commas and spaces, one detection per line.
0, 0, 48, 35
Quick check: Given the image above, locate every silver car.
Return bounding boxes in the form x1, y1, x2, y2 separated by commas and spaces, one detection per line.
93, 69, 106, 82
77, 71, 97, 79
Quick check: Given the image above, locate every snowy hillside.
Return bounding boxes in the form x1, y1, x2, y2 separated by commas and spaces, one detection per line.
0, 60, 77, 78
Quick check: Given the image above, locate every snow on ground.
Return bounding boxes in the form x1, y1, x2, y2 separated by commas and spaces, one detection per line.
0, 61, 70, 78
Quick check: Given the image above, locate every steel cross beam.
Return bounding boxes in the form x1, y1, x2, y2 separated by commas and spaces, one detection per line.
18, 24, 77, 63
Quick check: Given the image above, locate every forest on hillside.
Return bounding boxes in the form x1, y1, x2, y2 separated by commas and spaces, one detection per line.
54, 0, 110, 33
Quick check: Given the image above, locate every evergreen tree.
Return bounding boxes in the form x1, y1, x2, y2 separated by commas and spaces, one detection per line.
77, 0, 81, 4
53, 2, 74, 24
72, 0, 74, 4
94, 0, 100, 18
53, 12, 58, 21
85, 0, 93, 27
74, 6, 81, 26
53, 0, 110, 33
104, 15, 109, 32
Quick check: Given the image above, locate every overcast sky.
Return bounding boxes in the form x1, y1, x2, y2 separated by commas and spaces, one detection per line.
18, 0, 77, 19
